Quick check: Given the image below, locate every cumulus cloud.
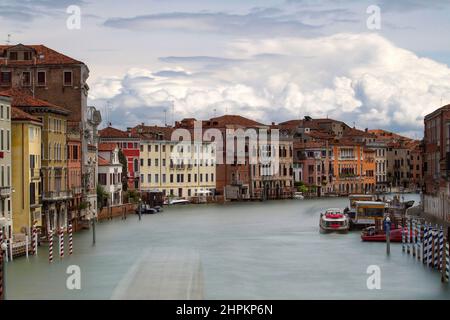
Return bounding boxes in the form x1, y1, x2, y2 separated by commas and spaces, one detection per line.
90, 33, 450, 137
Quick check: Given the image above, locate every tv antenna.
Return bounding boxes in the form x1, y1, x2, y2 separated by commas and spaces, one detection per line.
5, 34, 11, 45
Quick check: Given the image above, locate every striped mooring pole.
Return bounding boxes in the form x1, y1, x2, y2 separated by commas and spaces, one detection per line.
417, 220, 421, 261
0, 228, 3, 300
68, 224, 73, 256
427, 226, 434, 268
48, 230, 53, 263
434, 226, 439, 269
445, 233, 450, 283
439, 227, 444, 271
402, 224, 406, 252
407, 218, 411, 254
412, 220, 416, 257
59, 227, 64, 259
423, 223, 428, 264
32, 220, 37, 256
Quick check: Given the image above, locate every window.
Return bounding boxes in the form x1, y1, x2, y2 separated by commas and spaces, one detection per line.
99, 174, 107, 185
37, 71, 46, 86
6, 130, 9, 151
155, 158, 159, 166
22, 71, 31, 86
140, 159, 144, 166
9, 52, 18, 60
148, 145, 151, 152
0, 71, 11, 85
63, 71, 73, 86
23, 52, 32, 60
147, 159, 151, 166
147, 174, 151, 183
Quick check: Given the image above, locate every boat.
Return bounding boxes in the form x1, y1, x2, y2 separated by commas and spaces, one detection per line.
293, 192, 304, 200
319, 208, 350, 233
361, 226, 417, 242
348, 201, 387, 230
169, 198, 190, 205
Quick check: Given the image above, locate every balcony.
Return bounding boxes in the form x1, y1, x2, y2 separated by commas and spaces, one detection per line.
42, 190, 73, 201
0, 186, 11, 198
30, 169, 40, 180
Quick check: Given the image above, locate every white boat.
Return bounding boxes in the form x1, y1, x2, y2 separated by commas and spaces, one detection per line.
319, 208, 349, 233
293, 192, 304, 200
169, 198, 191, 205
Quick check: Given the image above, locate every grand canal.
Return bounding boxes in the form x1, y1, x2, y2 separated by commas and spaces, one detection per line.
5, 193, 450, 300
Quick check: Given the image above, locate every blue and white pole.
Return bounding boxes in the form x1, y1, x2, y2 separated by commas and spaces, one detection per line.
407, 218, 411, 255
417, 220, 421, 261
434, 225, 439, 269
428, 225, 434, 268
423, 223, 428, 264
412, 220, 416, 257
439, 226, 444, 271
445, 240, 449, 283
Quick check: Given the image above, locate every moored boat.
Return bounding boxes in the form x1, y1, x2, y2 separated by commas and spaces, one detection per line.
361, 226, 417, 242
319, 208, 349, 233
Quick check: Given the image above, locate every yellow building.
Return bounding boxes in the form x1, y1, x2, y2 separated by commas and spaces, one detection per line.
11, 107, 42, 235
132, 125, 216, 199
6, 89, 71, 236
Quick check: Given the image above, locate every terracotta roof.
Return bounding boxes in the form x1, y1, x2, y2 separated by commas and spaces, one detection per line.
0, 92, 11, 98
131, 124, 174, 140
204, 115, 267, 128
11, 107, 41, 122
98, 156, 110, 166
98, 143, 117, 152
0, 44, 83, 66
343, 127, 375, 138
293, 141, 326, 149
0, 88, 70, 114
99, 126, 139, 139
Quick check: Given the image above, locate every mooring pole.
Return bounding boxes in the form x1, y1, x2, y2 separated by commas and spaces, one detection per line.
386, 221, 391, 255
92, 218, 96, 246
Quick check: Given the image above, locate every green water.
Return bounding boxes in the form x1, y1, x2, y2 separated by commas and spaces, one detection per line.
5, 193, 450, 300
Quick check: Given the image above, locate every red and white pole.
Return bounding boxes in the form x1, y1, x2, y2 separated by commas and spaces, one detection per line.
68, 224, 73, 255
59, 227, 64, 259
48, 230, 53, 263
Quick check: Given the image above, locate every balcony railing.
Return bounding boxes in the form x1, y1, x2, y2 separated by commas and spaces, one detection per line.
42, 190, 73, 201
0, 186, 11, 198
30, 169, 40, 180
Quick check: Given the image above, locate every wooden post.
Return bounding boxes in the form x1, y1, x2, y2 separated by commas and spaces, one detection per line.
442, 236, 447, 282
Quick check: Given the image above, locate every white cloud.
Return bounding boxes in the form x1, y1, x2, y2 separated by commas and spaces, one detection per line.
90, 33, 450, 136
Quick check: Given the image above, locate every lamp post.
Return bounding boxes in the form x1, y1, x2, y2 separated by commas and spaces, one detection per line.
138, 198, 142, 221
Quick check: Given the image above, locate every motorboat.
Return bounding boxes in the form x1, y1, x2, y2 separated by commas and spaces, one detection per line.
361, 226, 406, 242
168, 198, 190, 205
293, 192, 304, 200
319, 208, 350, 233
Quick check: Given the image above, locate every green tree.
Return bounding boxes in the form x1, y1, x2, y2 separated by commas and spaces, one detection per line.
97, 185, 110, 211
118, 149, 128, 192
126, 189, 140, 204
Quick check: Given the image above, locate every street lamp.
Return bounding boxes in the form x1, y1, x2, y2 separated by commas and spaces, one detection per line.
1, 241, 7, 300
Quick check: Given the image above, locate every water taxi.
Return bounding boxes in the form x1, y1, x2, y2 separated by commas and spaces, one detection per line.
348, 201, 387, 229
319, 208, 350, 233
293, 192, 304, 200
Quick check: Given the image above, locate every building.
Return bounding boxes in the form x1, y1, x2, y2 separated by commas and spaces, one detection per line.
0, 92, 12, 240
423, 104, 450, 220
11, 107, 42, 236
132, 124, 216, 199
98, 143, 122, 207
175, 115, 294, 201
99, 126, 140, 190
0, 44, 88, 122
367, 141, 388, 193
4, 88, 72, 236
0, 44, 102, 225
67, 126, 83, 227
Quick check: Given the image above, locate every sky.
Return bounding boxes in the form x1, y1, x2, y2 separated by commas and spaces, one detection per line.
1, 0, 450, 138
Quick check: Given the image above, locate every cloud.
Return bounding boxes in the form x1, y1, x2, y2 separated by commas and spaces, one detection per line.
90, 33, 450, 137
103, 10, 330, 36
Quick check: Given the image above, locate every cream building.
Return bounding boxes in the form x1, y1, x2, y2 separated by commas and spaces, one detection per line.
133, 125, 216, 199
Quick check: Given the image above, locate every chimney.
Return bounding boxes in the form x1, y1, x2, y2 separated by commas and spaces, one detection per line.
272, 122, 275, 126
365, 128, 368, 132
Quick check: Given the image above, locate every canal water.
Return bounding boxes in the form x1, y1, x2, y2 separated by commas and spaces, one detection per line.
6, 193, 450, 300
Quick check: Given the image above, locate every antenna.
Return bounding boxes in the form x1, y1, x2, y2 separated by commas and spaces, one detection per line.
5, 34, 11, 45
164, 108, 167, 126
213, 108, 217, 118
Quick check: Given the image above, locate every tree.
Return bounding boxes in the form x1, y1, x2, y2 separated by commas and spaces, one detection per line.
126, 189, 140, 204
118, 149, 128, 192
97, 185, 110, 211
